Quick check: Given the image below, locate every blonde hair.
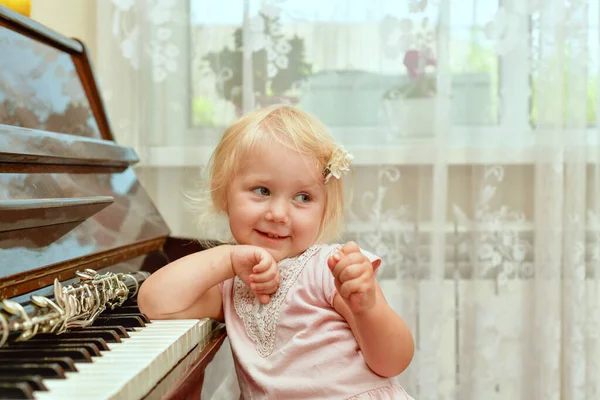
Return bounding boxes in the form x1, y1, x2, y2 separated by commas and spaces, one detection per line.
205, 104, 347, 243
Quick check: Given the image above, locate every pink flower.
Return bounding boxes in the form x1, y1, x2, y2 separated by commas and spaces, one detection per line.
403, 49, 436, 79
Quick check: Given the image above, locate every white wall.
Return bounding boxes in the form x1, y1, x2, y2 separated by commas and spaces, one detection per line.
30, 0, 97, 62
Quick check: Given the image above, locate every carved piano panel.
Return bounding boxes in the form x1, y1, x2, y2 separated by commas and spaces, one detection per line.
0, 5, 225, 400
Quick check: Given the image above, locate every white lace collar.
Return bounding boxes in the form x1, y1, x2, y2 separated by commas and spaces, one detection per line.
233, 245, 320, 357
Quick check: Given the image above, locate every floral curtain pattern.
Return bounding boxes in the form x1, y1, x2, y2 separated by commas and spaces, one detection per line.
97, 0, 600, 399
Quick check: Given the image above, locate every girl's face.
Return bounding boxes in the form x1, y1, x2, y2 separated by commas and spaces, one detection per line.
226, 141, 326, 261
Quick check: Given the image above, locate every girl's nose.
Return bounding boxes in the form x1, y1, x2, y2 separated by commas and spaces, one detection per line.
266, 199, 289, 224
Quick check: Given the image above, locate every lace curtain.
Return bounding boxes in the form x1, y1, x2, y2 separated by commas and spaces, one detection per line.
97, 0, 600, 399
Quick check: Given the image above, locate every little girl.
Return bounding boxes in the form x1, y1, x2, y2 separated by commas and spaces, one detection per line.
138, 105, 415, 399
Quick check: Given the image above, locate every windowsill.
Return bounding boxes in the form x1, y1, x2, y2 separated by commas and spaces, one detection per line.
136, 126, 600, 167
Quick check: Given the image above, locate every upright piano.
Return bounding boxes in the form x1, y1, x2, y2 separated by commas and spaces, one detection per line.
0, 5, 226, 400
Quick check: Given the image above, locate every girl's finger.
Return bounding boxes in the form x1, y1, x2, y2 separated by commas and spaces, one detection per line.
338, 263, 365, 283
339, 279, 362, 299
332, 252, 365, 281
251, 280, 278, 293
257, 293, 271, 304
251, 268, 277, 283
340, 241, 360, 255
253, 257, 270, 273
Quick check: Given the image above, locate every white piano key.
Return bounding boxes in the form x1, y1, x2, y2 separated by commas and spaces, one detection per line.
35, 318, 212, 400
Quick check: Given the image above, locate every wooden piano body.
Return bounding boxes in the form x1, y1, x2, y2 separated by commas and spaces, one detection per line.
0, 5, 226, 399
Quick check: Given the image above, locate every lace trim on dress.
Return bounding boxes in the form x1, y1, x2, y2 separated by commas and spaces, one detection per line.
233, 245, 320, 357
345, 383, 412, 400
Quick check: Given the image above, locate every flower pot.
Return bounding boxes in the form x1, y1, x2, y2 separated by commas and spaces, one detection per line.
383, 97, 436, 139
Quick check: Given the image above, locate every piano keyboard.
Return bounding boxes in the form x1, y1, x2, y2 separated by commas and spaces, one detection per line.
0, 305, 215, 400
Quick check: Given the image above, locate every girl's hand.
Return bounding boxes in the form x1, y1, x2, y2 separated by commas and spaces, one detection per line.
231, 245, 280, 304
327, 241, 377, 314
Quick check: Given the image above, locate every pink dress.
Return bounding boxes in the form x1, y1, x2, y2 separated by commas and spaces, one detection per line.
220, 244, 414, 399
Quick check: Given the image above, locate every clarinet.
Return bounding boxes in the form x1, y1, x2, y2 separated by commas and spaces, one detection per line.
0, 269, 149, 347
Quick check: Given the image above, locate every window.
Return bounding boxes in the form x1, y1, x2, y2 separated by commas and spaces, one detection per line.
180, 0, 598, 166
529, 1, 598, 127
448, 0, 500, 125
189, 1, 504, 137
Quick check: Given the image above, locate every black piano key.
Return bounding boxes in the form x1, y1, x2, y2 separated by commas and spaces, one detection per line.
34, 329, 122, 343
0, 348, 92, 362
0, 376, 47, 391
108, 312, 150, 324
122, 297, 138, 306
102, 305, 141, 314
139, 313, 151, 324
0, 382, 34, 400
76, 325, 130, 338
22, 337, 110, 351
0, 358, 77, 372
0, 364, 65, 379
6, 342, 102, 357
92, 315, 146, 328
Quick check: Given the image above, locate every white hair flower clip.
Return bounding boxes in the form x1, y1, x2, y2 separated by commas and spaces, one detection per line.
323, 146, 354, 184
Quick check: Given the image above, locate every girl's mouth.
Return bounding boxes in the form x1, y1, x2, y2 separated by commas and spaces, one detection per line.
256, 230, 289, 240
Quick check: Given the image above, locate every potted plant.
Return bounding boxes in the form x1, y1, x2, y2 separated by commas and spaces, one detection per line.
202, 10, 312, 116
382, 49, 437, 138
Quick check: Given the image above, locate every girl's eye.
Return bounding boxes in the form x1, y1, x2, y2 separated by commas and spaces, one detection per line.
294, 193, 311, 202
252, 187, 270, 196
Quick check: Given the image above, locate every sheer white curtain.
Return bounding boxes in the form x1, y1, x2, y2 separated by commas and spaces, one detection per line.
97, 0, 600, 398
